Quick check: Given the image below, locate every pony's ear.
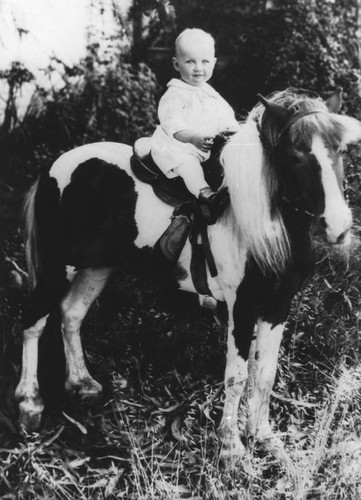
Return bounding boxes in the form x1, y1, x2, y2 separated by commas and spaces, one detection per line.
326, 87, 343, 113
257, 94, 294, 128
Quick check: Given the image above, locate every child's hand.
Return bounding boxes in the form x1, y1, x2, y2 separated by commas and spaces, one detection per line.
191, 134, 214, 152
173, 130, 214, 151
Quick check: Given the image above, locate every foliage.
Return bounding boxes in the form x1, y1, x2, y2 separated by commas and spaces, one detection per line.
128, 0, 177, 60
0, 62, 35, 135
0, 48, 160, 184
31, 47, 160, 150
166, 0, 361, 113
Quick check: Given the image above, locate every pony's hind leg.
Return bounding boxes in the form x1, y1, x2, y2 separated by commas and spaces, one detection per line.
60, 267, 112, 400
15, 315, 48, 431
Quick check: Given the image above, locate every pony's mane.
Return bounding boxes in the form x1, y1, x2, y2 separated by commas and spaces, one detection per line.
220, 88, 325, 273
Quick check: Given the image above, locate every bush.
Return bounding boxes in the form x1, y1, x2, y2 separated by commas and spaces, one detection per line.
27, 50, 160, 150
0, 46, 160, 182
171, 0, 361, 114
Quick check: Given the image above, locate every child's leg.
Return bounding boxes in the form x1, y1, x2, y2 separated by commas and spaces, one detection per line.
176, 160, 228, 225
175, 160, 209, 197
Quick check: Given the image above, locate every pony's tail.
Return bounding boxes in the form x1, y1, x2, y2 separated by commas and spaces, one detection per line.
24, 179, 41, 290
22, 174, 69, 330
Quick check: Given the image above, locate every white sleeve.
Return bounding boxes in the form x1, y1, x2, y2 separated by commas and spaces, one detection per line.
217, 97, 240, 132
158, 89, 188, 136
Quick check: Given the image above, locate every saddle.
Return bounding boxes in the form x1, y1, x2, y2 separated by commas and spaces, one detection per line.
130, 135, 230, 295
130, 137, 225, 204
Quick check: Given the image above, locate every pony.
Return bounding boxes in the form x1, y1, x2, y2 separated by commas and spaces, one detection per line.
15, 88, 361, 464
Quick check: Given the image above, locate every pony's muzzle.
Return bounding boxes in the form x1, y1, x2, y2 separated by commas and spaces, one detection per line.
324, 208, 352, 247
335, 228, 351, 245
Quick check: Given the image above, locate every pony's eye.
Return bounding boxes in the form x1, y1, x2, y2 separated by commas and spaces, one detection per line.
287, 150, 304, 162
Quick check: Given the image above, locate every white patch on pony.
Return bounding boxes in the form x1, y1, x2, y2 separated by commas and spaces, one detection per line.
176, 216, 248, 299
50, 142, 133, 194
133, 181, 173, 248
208, 217, 247, 299
247, 321, 284, 440
311, 135, 352, 245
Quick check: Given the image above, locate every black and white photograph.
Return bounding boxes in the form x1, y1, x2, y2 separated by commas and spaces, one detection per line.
1, 1, 361, 498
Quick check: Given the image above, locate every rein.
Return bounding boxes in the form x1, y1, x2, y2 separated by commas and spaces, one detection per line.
280, 195, 317, 218
257, 109, 327, 152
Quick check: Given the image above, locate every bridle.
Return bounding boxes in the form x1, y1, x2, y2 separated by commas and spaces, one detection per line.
257, 109, 328, 152
280, 194, 318, 219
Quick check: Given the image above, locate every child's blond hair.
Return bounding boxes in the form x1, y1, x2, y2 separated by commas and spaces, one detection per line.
175, 28, 215, 57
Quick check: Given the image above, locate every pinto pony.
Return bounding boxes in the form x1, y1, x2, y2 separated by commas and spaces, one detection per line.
16, 89, 361, 462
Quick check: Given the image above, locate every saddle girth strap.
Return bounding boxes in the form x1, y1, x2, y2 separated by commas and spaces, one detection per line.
190, 209, 218, 296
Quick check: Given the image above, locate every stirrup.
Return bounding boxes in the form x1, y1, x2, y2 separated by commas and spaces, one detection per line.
153, 212, 192, 263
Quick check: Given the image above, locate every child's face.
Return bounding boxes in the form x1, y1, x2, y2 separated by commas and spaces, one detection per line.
173, 40, 216, 87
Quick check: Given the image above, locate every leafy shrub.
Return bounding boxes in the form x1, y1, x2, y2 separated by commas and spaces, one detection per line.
171, 0, 361, 114
0, 46, 160, 181
27, 50, 160, 150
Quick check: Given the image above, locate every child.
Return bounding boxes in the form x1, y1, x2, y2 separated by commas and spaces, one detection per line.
151, 28, 239, 224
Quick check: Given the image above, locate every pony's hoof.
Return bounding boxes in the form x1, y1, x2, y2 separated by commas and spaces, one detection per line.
262, 435, 286, 457
79, 379, 102, 401
66, 378, 103, 402
256, 435, 295, 470
18, 398, 44, 432
262, 436, 299, 484
219, 435, 246, 470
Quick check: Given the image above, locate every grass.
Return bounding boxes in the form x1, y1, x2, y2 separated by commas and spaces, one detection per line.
1, 153, 361, 498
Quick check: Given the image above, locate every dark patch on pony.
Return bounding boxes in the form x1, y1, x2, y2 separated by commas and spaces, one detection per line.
275, 146, 325, 216
232, 194, 317, 360
23, 158, 139, 328
232, 236, 314, 362
60, 158, 139, 268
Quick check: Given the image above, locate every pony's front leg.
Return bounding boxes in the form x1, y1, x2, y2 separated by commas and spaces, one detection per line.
219, 294, 257, 465
247, 320, 285, 453
60, 268, 112, 400
219, 326, 248, 463
15, 315, 48, 431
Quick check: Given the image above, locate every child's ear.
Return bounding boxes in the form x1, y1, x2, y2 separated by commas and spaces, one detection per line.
172, 57, 180, 72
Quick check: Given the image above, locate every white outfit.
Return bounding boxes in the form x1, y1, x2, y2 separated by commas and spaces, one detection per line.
151, 79, 239, 187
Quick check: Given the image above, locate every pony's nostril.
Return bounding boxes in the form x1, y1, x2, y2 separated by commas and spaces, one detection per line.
336, 229, 348, 244
320, 217, 327, 229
